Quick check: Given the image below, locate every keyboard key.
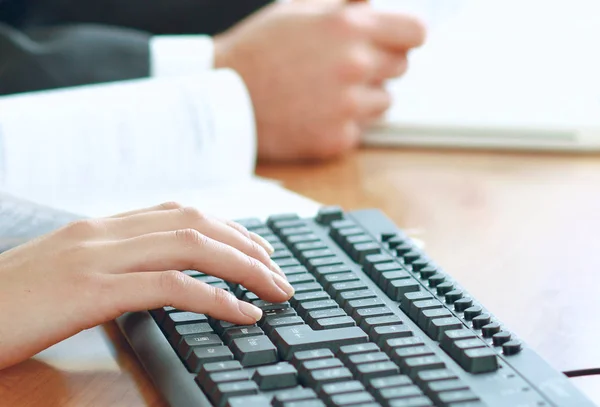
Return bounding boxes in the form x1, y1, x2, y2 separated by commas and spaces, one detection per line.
283, 400, 326, 407
401, 356, 446, 379
363, 315, 404, 329
428, 274, 445, 288
212, 380, 259, 407
223, 326, 264, 345
243, 292, 260, 302
353, 242, 381, 263
319, 380, 365, 398
502, 339, 522, 355
414, 369, 459, 385
291, 349, 335, 365
213, 320, 238, 335
293, 282, 324, 294
260, 308, 297, 326
308, 257, 344, 272
299, 358, 344, 380
453, 297, 474, 312
463, 306, 482, 321
375, 385, 423, 404
425, 379, 468, 398
330, 392, 375, 407
226, 394, 271, 407
383, 337, 425, 354
307, 308, 347, 322
481, 322, 502, 338
272, 249, 294, 260
230, 335, 278, 367
428, 317, 463, 341
206, 370, 251, 388
316, 206, 344, 224
472, 314, 491, 329
369, 375, 413, 391
301, 249, 336, 260
292, 291, 331, 307
410, 300, 444, 322
388, 396, 434, 407
444, 289, 463, 304
337, 343, 381, 364
355, 361, 399, 382
387, 279, 421, 300
460, 347, 499, 373
186, 346, 234, 373
418, 266, 438, 280
168, 322, 214, 347
355, 307, 394, 324
252, 362, 298, 390
345, 298, 387, 315
197, 360, 243, 382
276, 258, 302, 268
380, 270, 411, 290
287, 274, 317, 285
282, 265, 311, 276
177, 333, 222, 359
370, 325, 413, 346
264, 316, 305, 335
330, 281, 369, 296
418, 308, 452, 330
315, 264, 352, 278
297, 300, 339, 318
272, 388, 318, 407
436, 390, 480, 406
295, 241, 328, 252
348, 351, 389, 366
435, 282, 454, 296
162, 312, 208, 333
252, 301, 291, 313
306, 367, 354, 390
312, 316, 356, 330
338, 290, 378, 307
288, 234, 321, 244
440, 329, 477, 355
323, 272, 360, 289
273, 325, 368, 360
492, 331, 512, 346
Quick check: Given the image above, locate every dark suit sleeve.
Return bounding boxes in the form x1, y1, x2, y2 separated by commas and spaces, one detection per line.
0, 23, 150, 95
22, 0, 274, 35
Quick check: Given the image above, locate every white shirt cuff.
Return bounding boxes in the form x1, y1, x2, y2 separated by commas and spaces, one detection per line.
149, 35, 215, 76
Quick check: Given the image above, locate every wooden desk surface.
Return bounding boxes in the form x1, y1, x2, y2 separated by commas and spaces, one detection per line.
2, 147, 600, 406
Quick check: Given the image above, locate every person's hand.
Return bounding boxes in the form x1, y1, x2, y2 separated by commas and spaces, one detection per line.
214, 1, 426, 161
0, 202, 293, 370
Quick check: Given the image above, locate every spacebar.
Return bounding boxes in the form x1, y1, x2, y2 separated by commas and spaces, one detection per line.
271, 325, 368, 360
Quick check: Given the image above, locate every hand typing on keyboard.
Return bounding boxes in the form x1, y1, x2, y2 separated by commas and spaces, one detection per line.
0, 202, 294, 370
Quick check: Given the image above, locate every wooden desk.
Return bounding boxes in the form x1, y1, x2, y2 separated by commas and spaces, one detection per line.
2, 147, 600, 406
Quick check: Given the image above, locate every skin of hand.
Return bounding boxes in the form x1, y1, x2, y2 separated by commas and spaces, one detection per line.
0, 202, 293, 370
213, 0, 426, 162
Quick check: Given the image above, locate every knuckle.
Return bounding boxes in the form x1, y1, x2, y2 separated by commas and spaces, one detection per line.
227, 220, 250, 237
178, 206, 207, 223
249, 240, 270, 263
159, 201, 183, 210
175, 228, 208, 247
340, 88, 362, 117
327, 8, 360, 36
62, 219, 105, 239
339, 50, 371, 83
159, 270, 189, 296
209, 285, 235, 309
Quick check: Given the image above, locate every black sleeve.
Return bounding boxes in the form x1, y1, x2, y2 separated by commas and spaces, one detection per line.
21, 0, 274, 35
0, 22, 150, 95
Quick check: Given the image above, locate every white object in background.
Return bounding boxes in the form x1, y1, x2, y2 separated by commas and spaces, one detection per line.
366, 0, 600, 151
0, 69, 256, 201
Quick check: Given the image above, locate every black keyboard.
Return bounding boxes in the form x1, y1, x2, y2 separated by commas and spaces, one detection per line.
116, 208, 594, 407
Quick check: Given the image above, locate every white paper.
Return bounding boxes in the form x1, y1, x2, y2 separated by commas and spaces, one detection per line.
373, 0, 600, 131
0, 70, 256, 204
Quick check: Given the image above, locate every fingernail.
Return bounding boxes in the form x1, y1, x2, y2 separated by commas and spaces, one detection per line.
273, 273, 295, 297
238, 300, 263, 321
270, 260, 287, 279
251, 232, 275, 255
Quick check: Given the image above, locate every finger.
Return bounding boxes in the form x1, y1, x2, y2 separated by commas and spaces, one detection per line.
101, 230, 294, 302
367, 11, 427, 51
111, 271, 263, 325
108, 201, 183, 218
369, 50, 408, 82
106, 208, 279, 275
222, 218, 277, 257
347, 86, 392, 122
